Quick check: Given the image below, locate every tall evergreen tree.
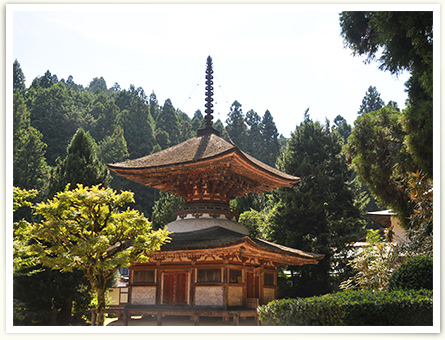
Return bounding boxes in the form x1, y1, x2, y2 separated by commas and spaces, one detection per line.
47, 128, 111, 198
225, 100, 247, 149
245, 109, 262, 157
87, 77, 107, 93
26, 81, 92, 165
13, 59, 26, 94
332, 115, 352, 143
191, 109, 204, 131
273, 113, 365, 296
260, 110, 280, 166
357, 86, 385, 114
157, 99, 180, 146
149, 91, 161, 122
345, 107, 416, 227
115, 85, 155, 159
340, 11, 433, 176
13, 93, 49, 191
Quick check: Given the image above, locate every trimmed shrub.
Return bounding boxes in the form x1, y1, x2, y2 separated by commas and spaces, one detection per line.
257, 289, 432, 326
388, 256, 433, 291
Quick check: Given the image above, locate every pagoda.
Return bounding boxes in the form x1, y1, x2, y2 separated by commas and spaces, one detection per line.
107, 57, 323, 318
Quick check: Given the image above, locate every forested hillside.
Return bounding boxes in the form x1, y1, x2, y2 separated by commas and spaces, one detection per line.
13, 60, 286, 218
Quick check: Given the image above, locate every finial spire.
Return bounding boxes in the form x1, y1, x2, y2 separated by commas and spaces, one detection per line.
197, 56, 220, 136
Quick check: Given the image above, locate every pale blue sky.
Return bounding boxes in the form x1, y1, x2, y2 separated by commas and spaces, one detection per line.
10, 4, 413, 137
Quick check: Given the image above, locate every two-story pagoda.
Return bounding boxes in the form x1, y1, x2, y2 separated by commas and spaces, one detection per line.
107, 57, 323, 315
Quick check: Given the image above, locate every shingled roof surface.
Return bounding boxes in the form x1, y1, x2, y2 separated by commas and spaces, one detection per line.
160, 226, 323, 261
108, 132, 298, 181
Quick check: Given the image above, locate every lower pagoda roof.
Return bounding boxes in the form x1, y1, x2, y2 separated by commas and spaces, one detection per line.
148, 226, 324, 266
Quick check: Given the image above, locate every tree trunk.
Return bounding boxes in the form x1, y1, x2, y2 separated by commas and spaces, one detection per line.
96, 288, 106, 326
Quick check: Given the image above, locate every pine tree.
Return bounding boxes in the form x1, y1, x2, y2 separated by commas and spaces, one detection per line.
13, 93, 49, 193
260, 110, 280, 166
47, 128, 112, 198
274, 113, 365, 296
245, 109, 262, 157
13, 59, 26, 94
225, 100, 247, 149
358, 86, 385, 114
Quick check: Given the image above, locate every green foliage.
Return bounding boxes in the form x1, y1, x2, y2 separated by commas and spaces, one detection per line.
258, 289, 433, 326
31, 184, 170, 325
13, 187, 39, 272
403, 171, 433, 256
115, 85, 155, 159
273, 113, 365, 296
226, 100, 247, 148
97, 125, 129, 164
340, 229, 400, 291
345, 107, 416, 227
388, 256, 433, 291
358, 86, 385, 115
13, 93, 50, 193
47, 128, 111, 198
340, 11, 433, 177
239, 194, 280, 239
13, 59, 26, 94
151, 191, 184, 230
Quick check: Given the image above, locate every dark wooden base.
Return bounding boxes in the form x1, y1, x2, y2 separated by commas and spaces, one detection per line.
88, 306, 259, 326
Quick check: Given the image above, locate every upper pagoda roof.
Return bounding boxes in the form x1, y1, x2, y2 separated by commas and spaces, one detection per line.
107, 132, 299, 195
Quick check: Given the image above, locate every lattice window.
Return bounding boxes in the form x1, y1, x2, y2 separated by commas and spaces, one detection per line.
133, 270, 155, 284
197, 269, 221, 283
264, 273, 275, 286
229, 269, 243, 283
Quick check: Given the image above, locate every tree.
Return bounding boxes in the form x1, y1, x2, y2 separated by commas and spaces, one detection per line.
97, 125, 129, 164
340, 11, 433, 177
226, 100, 247, 149
13, 187, 93, 326
47, 128, 112, 198
156, 99, 180, 146
13, 59, 26, 94
191, 109, 204, 131
357, 86, 385, 115
273, 113, 365, 296
260, 110, 281, 166
345, 107, 417, 227
332, 115, 352, 143
88, 77, 107, 93
245, 109, 262, 157
151, 191, 184, 230
115, 85, 155, 159
31, 185, 170, 325
26, 81, 92, 165
13, 93, 50, 194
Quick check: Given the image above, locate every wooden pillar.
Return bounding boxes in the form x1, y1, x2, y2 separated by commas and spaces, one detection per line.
223, 260, 229, 308
233, 312, 240, 326
156, 262, 162, 305
124, 311, 128, 326
157, 312, 162, 326
193, 312, 200, 326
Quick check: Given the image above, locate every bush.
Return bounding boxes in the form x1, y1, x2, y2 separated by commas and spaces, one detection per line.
257, 289, 432, 326
388, 256, 433, 291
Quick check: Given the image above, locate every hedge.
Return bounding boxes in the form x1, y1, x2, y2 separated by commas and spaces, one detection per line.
257, 289, 433, 326
388, 256, 433, 291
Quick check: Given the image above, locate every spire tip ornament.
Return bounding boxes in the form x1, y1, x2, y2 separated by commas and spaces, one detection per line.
197, 56, 220, 136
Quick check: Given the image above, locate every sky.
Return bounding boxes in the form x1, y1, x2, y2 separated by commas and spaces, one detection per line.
9, 4, 414, 138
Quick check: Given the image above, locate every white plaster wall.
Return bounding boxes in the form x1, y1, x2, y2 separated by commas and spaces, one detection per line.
131, 287, 156, 305
108, 288, 120, 306
194, 286, 224, 306
227, 286, 243, 306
